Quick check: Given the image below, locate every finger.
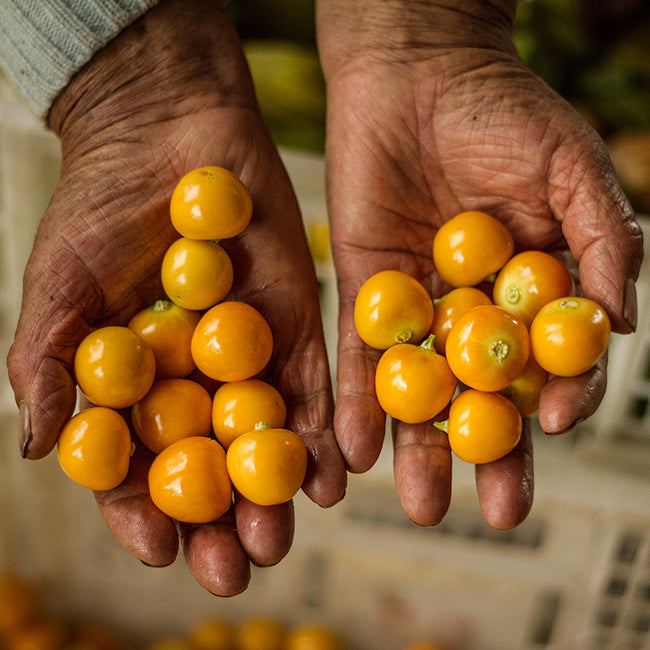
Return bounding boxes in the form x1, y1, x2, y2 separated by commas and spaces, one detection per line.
234, 497, 295, 567
94, 444, 179, 567
181, 513, 251, 597
537, 352, 608, 435
551, 128, 644, 334
334, 300, 388, 473
235, 154, 347, 508
7, 241, 101, 459
392, 418, 453, 526
475, 419, 534, 530
270, 310, 347, 507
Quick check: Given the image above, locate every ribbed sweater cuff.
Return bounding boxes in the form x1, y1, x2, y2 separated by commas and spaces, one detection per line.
0, 0, 160, 117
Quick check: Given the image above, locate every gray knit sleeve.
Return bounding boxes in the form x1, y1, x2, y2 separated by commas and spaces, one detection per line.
0, 0, 160, 116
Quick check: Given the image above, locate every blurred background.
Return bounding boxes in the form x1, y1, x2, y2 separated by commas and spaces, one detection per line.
0, 1, 649, 649
227, 0, 650, 215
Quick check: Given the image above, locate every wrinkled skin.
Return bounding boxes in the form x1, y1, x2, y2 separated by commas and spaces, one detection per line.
6, 0, 645, 598
7, 0, 346, 596
317, 0, 644, 528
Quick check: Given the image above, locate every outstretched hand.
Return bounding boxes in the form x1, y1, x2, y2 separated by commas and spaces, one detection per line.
318, 0, 643, 529
7, 0, 346, 595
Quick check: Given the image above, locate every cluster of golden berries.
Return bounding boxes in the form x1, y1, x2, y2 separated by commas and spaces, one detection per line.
57, 167, 307, 524
355, 211, 610, 464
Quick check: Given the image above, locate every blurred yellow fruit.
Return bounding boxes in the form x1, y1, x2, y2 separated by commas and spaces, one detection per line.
73, 623, 122, 650
7, 617, 68, 650
147, 639, 192, 650
0, 574, 41, 634
236, 618, 285, 650
188, 618, 235, 650
308, 222, 331, 262
285, 624, 344, 650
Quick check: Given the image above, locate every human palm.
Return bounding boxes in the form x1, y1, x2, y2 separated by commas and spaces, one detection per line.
8, 38, 346, 594
325, 51, 642, 529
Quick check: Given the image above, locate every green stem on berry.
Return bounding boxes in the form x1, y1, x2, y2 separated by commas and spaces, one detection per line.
489, 339, 510, 363
395, 330, 413, 343
505, 283, 522, 305
420, 333, 437, 351
153, 299, 172, 311
433, 419, 448, 434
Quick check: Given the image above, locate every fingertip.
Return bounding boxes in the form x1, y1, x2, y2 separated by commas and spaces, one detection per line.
402, 496, 451, 528
475, 424, 534, 530
334, 318, 386, 473
393, 421, 453, 527
102, 493, 180, 567
587, 277, 637, 336
576, 214, 644, 335
182, 519, 251, 597
622, 275, 639, 333
235, 498, 295, 567
333, 393, 386, 474
18, 401, 32, 459
18, 357, 77, 460
301, 430, 348, 508
95, 450, 180, 567
537, 360, 607, 435
396, 464, 452, 527
482, 508, 531, 531
478, 475, 534, 530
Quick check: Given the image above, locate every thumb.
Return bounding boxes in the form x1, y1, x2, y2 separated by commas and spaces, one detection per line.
552, 130, 644, 333
7, 239, 101, 459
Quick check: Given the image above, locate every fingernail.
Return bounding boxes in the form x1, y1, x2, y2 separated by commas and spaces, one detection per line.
18, 400, 32, 458
623, 277, 638, 332
547, 417, 584, 436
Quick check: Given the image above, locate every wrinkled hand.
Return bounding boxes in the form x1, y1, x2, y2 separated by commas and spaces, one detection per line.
318, 0, 643, 529
7, 0, 346, 596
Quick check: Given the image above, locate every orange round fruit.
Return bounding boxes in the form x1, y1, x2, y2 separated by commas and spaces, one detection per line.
493, 250, 573, 327
6, 617, 69, 650
132, 378, 212, 453
189, 618, 236, 650
74, 326, 156, 408
354, 270, 434, 349
72, 623, 123, 650
146, 639, 192, 650
445, 389, 522, 464
57, 407, 132, 491
170, 166, 253, 240
212, 379, 287, 448
433, 211, 514, 287
226, 424, 307, 506
0, 574, 40, 634
148, 436, 232, 524
128, 300, 201, 379
431, 287, 492, 354
374, 335, 457, 424
445, 305, 529, 392
499, 354, 548, 417
286, 624, 344, 650
237, 618, 285, 650
191, 301, 273, 382
161, 238, 234, 311
530, 297, 610, 377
